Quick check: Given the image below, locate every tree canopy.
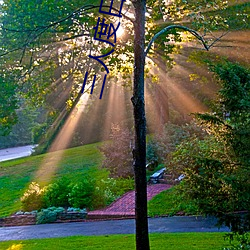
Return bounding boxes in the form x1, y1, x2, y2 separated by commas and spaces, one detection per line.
0, 0, 248, 125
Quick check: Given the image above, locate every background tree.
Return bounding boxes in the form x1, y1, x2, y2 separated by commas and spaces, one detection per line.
0, 74, 18, 136
99, 124, 133, 178
168, 61, 250, 233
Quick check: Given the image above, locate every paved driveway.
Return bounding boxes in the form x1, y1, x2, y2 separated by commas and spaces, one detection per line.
0, 216, 229, 241
0, 145, 37, 162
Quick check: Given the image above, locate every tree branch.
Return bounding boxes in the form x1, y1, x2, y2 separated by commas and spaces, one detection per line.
1, 4, 133, 33
145, 25, 211, 56
0, 4, 133, 57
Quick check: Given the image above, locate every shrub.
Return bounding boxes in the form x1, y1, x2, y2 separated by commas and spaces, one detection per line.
32, 123, 47, 144
21, 182, 45, 211
223, 233, 250, 250
36, 206, 64, 224
43, 177, 71, 208
93, 177, 134, 209
68, 180, 94, 209
146, 140, 159, 171
92, 178, 117, 209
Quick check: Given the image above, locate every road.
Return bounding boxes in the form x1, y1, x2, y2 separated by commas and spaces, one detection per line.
0, 216, 230, 241
0, 145, 37, 162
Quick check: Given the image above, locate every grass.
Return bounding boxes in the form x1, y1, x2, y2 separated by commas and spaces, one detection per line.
0, 140, 194, 218
0, 143, 104, 217
148, 186, 199, 217
0, 233, 231, 250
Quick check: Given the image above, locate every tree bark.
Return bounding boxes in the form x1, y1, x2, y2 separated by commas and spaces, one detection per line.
132, 0, 150, 250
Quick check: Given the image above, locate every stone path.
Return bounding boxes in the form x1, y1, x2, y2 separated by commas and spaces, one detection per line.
88, 184, 171, 219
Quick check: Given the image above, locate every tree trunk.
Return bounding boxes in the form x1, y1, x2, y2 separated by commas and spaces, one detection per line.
132, 0, 150, 250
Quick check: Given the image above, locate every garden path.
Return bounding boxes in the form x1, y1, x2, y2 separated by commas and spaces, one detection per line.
88, 184, 171, 219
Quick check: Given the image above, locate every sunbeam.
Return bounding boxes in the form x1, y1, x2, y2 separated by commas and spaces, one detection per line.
35, 93, 90, 184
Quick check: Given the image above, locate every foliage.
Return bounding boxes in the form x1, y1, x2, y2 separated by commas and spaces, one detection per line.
20, 182, 45, 212
0, 142, 102, 217
147, 122, 206, 166
93, 178, 118, 208
223, 233, 250, 250
0, 104, 45, 148
0, 0, 245, 135
43, 178, 71, 208
68, 179, 94, 209
168, 135, 239, 211
36, 206, 64, 224
146, 140, 159, 170
0, 75, 18, 136
19, 170, 133, 212
93, 177, 134, 208
99, 124, 134, 178
167, 61, 250, 233
67, 207, 86, 213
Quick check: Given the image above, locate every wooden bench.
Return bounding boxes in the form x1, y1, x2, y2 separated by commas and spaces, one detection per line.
149, 168, 165, 184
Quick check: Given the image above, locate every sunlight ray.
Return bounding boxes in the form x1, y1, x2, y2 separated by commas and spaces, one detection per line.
35, 93, 90, 184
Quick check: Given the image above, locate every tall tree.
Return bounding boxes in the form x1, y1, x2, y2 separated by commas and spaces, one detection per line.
132, 1, 149, 249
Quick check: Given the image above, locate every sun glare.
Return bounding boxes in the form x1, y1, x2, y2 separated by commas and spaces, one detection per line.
116, 25, 125, 38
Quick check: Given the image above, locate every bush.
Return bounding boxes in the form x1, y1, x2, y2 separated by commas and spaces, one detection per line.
43, 177, 71, 208
21, 182, 45, 211
93, 177, 134, 209
36, 206, 64, 224
146, 140, 159, 171
223, 233, 250, 250
93, 178, 117, 208
32, 123, 47, 144
68, 180, 94, 209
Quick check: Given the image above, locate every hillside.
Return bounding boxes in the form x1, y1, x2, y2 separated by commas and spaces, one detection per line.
0, 143, 103, 217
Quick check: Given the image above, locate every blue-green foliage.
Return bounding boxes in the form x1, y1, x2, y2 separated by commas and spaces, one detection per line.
36, 206, 64, 224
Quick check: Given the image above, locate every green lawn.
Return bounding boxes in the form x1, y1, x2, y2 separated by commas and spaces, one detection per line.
0, 233, 230, 250
148, 186, 199, 217
0, 141, 197, 218
0, 143, 104, 217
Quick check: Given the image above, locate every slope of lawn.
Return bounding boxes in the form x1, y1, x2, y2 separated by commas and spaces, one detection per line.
148, 186, 199, 217
0, 142, 104, 217
0, 233, 231, 250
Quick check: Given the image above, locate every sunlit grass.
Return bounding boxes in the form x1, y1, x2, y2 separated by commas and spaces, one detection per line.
0, 142, 103, 217
148, 186, 199, 217
0, 233, 230, 250
36, 93, 90, 184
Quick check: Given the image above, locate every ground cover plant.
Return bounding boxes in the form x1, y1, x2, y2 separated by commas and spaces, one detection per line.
0, 233, 232, 250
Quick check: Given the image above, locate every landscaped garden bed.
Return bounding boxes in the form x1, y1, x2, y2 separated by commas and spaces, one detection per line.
0, 208, 87, 227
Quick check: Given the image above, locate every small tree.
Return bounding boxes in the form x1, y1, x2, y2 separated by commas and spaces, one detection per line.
99, 124, 133, 178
